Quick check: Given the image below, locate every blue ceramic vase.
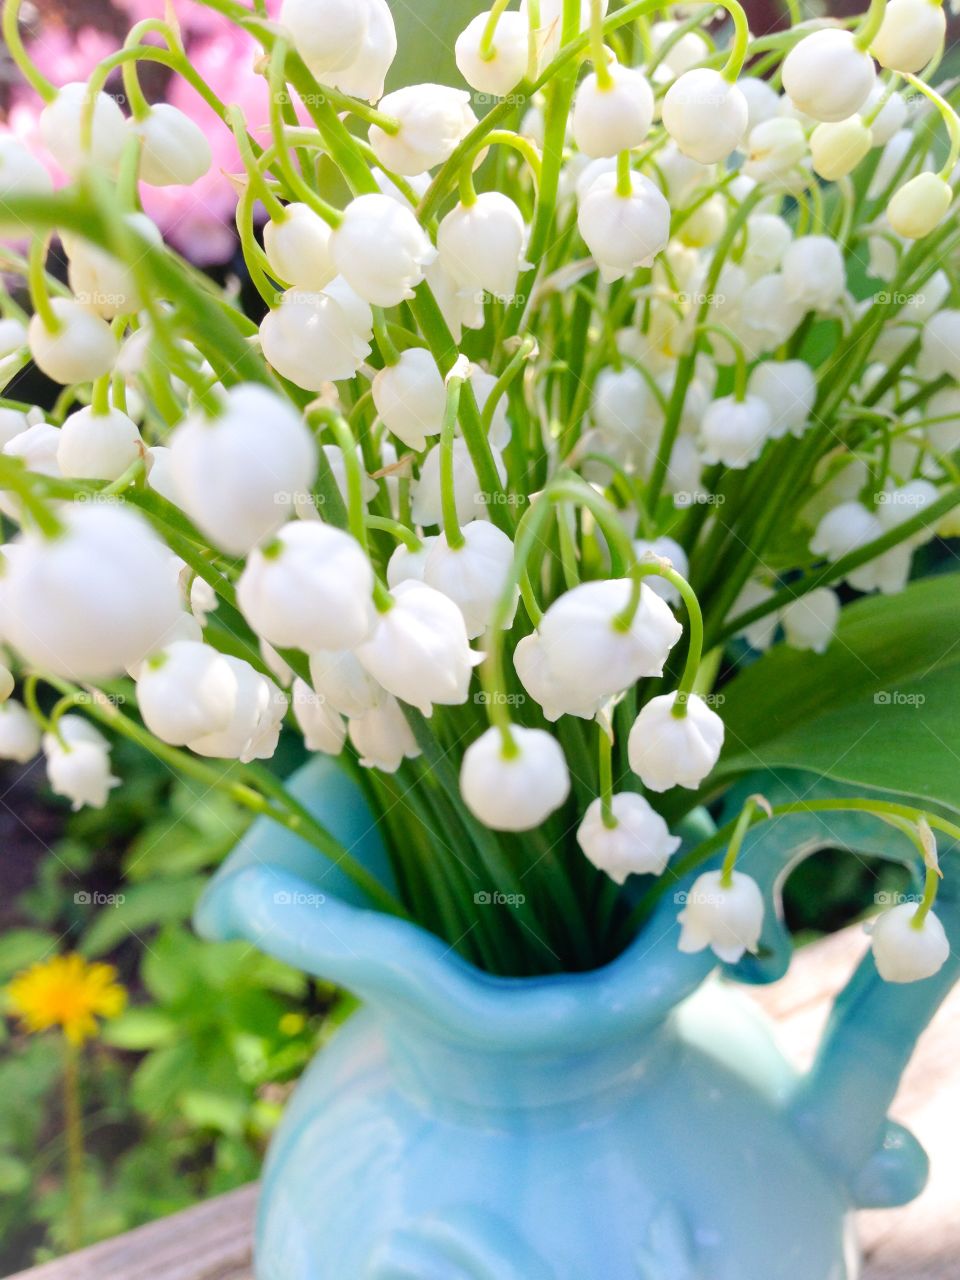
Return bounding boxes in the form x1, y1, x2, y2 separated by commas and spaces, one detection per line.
195, 759, 960, 1280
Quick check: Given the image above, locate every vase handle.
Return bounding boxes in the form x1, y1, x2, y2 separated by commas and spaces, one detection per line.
787, 880, 960, 1208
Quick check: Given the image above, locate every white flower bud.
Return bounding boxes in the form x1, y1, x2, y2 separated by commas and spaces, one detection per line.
513, 630, 604, 722
320, 443, 378, 510
325, 0, 396, 102
649, 20, 709, 78
423, 519, 516, 639
437, 192, 527, 301
870, 903, 950, 982
28, 299, 118, 385
186, 655, 286, 762
577, 791, 681, 883
747, 360, 816, 438
538, 578, 683, 706
131, 103, 212, 186
864, 85, 907, 146
592, 365, 651, 438
356, 580, 480, 715
627, 692, 724, 792
887, 172, 953, 240
43, 716, 119, 811
309, 648, 383, 719
3, 420, 60, 479
372, 347, 445, 451
461, 724, 570, 831
678, 869, 764, 963
292, 678, 346, 755
782, 587, 840, 654
0, 318, 26, 362
736, 274, 806, 357
810, 116, 871, 181
0, 699, 41, 763
662, 69, 748, 164
632, 536, 689, 605
369, 84, 477, 175
280, 0, 368, 72
577, 169, 670, 283
348, 694, 420, 771
678, 193, 727, 248
742, 117, 807, 186
572, 64, 655, 158
920, 310, 960, 381
39, 83, 126, 176
64, 214, 162, 319
782, 235, 845, 312
169, 384, 317, 556
386, 538, 434, 588
699, 394, 772, 469
136, 641, 238, 745
56, 406, 142, 480
455, 11, 528, 97
738, 76, 781, 131
259, 281, 373, 388
878, 479, 939, 547
237, 521, 374, 651
811, 500, 882, 561
782, 29, 876, 123
331, 194, 436, 307
871, 0, 946, 73
4, 504, 183, 680
263, 203, 335, 291
0, 136, 52, 231
732, 579, 780, 651
411, 437, 506, 526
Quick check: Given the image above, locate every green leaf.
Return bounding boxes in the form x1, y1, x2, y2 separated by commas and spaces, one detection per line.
100, 1008, 178, 1051
0, 930, 55, 980
712, 576, 960, 814
79, 878, 206, 957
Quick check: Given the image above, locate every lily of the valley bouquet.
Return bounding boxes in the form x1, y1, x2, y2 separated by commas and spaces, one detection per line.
0, 0, 958, 982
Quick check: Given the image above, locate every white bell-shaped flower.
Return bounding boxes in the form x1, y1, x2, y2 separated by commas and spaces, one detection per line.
423, 520, 517, 639
869, 903, 950, 983
864, 86, 907, 147
186, 655, 286, 762
738, 76, 781, 131
632, 536, 689, 605
0, 423, 60, 521
169, 383, 317, 555
699, 394, 771, 469
386, 538, 434, 588
56, 405, 142, 480
732, 579, 781, 652
678, 869, 764, 963
627, 692, 724, 792
538, 578, 683, 706
577, 791, 681, 883
877, 479, 939, 548
356, 580, 480, 715
920, 310, 960, 381
0, 135, 53, 223
4, 504, 183, 680
372, 347, 445, 451
292, 678, 346, 755
0, 318, 27, 361
810, 117, 871, 181
43, 716, 119, 811
782, 235, 845, 312
0, 407, 30, 451
237, 521, 374, 651
782, 29, 876, 123
513, 630, 605, 722
592, 365, 651, 439
572, 63, 655, 158
736, 274, 806, 357
325, 0, 396, 102
577, 169, 670, 282
437, 192, 527, 301
309, 648, 383, 719
319, 442, 379, 510
331, 194, 436, 307
0, 699, 41, 763
411, 436, 506, 526
649, 20, 709, 78
741, 213, 792, 278
348, 694, 420, 771
136, 640, 238, 745
64, 214, 162, 319
131, 103, 212, 186
887, 173, 953, 241
280, 0, 368, 72
871, 0, 946, 73
39, 82, 127, 176
263, 203, 336, 291
28, 299, 118, 385
460, 724, 570, 831
455, 11, 528, 97
782, 587, 840, 654
747, 360, 816, 438
742, 117, 808, 186
811, 500, 882, 562
662, 69, 748, 164
369, 84, 477, 175
260, 280, 373, 388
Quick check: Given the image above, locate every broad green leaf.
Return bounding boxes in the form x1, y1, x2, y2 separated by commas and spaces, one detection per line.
0, 930, 55, 980
101, 1008, 178, 1051
712, 576, 960, 815
79, 877, 205, 957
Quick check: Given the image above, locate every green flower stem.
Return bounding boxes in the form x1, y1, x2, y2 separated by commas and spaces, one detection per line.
307, 406, 370, 553
28, 236, 59, 334
590, 0, 614, 87
0, 456, 62, 537
439, 375, 467, 550
1, 0, 56, 100
716, 0, 751, 81
121, 19, 181, 120
616, 149, 632, 195
62, 1037, 85, 1252
854, 0, 888, 51
365, 515, 422, 551
267, 41, 343, 227
230, 104, 287, 223
480, 335, 537, 435
719, 794, 764, 886
481, 0, 514, 58
714, 483, 960, 646
913, 864, 941, 928
901, 73, 960, 178
372, 308, 400, 366
470, 130, 543, 185
90, 375, 111, 416
597, 727, 616, 827
695, 322, 749, 396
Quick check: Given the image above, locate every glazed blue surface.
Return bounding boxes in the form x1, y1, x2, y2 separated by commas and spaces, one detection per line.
195, 758, 960, 1279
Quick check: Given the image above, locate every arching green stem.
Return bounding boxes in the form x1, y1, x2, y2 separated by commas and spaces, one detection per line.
901, 72, 960, 178
439, 374, 467, 550
854, 0, 888, 51
1, 0, 56, 100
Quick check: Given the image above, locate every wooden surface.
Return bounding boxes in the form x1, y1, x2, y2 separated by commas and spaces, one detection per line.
12, 928, 960, 1280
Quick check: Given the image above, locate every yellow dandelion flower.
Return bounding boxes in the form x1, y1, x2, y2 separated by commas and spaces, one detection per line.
7, 953, 126, 1045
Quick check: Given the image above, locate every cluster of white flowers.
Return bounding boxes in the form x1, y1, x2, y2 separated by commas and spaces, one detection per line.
0, 0, 954, 978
